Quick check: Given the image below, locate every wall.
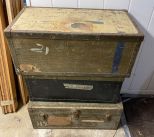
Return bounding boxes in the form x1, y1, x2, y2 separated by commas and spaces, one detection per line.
26, 0, 154, 94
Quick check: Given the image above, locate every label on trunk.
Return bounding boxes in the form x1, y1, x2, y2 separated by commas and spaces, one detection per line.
63, 83, 93, 90
47, 116, 72, 126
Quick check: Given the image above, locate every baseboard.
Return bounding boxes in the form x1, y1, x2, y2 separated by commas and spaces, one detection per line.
121, 93, 154, 98
121, 89, 154, 95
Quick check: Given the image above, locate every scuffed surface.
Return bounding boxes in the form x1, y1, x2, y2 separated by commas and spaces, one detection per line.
0, 105, 125, 137
12, 8, 138, 34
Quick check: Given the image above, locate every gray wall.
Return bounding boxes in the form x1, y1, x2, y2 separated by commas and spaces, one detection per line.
26, 0, 154, 94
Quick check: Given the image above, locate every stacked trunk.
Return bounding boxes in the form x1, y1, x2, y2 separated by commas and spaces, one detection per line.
5, 7, 143, 128
0, 0, 28, 114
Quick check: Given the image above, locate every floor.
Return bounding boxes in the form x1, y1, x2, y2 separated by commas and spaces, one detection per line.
124, 97, 154, 137
0, 104, 126, 137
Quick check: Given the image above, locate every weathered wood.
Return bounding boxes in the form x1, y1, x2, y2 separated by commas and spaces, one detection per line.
25, 78, 122, 103
5, 0, 24, 24
18, 75, 29, 105
4, 0, 28, 108
0, 77, 6, 113
28, 101, 123, 129
5, 8, 143, 40
0, 0, 17, 113
10, 8, 140, 34
11, 38, 141, 78
5, 0, 14, 24
5, 7, 144, 78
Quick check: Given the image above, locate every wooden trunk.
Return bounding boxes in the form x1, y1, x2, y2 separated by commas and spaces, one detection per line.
25, 76, 122, 103
4, 7, 144, 78
28, 101, 123, 129
4, 7, 143, 128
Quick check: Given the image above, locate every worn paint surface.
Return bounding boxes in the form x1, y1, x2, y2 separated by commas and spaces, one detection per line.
25, 78, 122, 103
19, 64, 41, 72
5, 8, 143, 78
112, 42, 125, 73
12, 8, 138, 34
30, 43, 49, 55
0, 105, 126, 137
13, 38, 138, 77
28, 101, 123, 129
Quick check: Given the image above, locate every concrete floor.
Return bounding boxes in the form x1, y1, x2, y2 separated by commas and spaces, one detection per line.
0, 105, 126, 137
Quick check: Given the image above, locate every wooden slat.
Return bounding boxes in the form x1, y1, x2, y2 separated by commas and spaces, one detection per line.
20, 0, 24, 9
4, 0, 29, 109
0, 75, 6, 114
18, 75, 29, 105
0, 0, 18, 113
0, 0, 12, 113
5, 0, 14, 24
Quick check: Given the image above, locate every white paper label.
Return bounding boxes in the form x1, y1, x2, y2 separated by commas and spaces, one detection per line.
63, 83, 93, 90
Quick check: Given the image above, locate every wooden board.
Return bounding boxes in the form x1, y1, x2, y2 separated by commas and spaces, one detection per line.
11, 8, 138, 34
28, 101, 123, 129
5, 0, 14, 24
0, 0, 17, 113
0, 0, 26, 113
18, 75, 29, 105
4, 0, 29, 107
10, 38, 141, 78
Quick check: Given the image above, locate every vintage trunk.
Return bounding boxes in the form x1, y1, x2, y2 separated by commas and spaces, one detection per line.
25, 76, 122, 103
28, 101, 123, 129
5, 7, 144, 78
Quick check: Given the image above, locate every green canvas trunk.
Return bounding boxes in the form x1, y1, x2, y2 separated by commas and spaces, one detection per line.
28, 101, 123, 129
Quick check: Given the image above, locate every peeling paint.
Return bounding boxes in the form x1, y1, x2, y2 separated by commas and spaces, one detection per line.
45, 47, 49, 55
12, 8, 138, 34
30, 43, 49, 55
47, 116, 72, 126
20, 64, 41, 72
